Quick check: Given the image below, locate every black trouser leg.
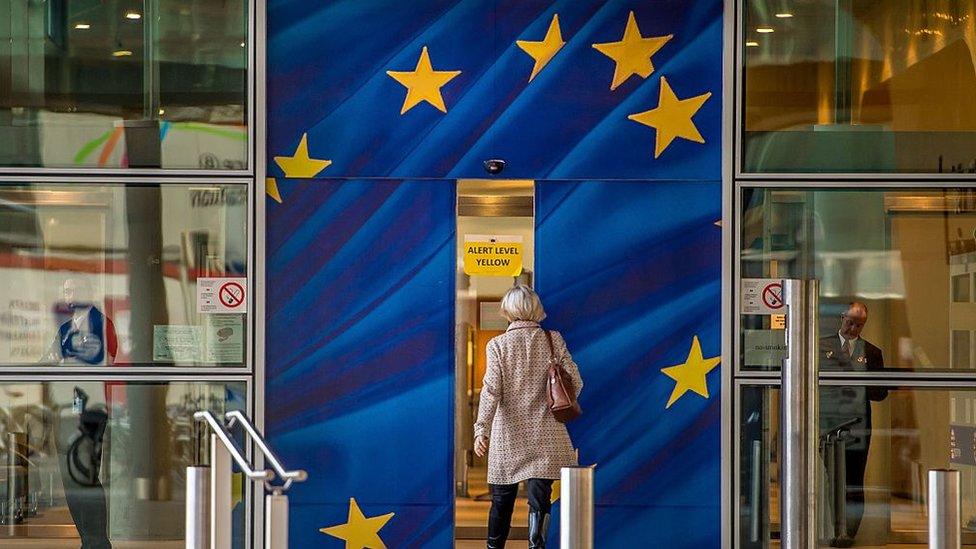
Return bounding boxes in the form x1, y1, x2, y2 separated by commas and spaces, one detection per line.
56, 420, 112, 549
526, 479, 553, 549
845, 446, 869, 539
488, 483, 518, 549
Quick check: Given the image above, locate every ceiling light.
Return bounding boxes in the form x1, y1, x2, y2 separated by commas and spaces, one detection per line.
746, 41, 760, 47
775, 13, 794, 18
240, 41, 245, 48
74, 23, 91, 30
112, 50, 133, 57
158, 108, 165, 116
125, 11, 142, 20
756, 27, 775, 33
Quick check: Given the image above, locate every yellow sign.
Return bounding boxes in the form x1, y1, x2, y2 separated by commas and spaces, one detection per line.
463, 235, 523, 277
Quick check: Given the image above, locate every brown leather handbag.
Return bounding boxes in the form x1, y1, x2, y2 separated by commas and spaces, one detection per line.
544, 330, 581, 423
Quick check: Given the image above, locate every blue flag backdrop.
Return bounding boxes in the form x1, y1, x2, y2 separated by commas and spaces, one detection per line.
268, 0, 722, 180
266, 0, 724, 546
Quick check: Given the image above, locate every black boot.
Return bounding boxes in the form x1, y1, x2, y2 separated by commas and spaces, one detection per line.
528, 511, 550, 549
487, 509, 511, 549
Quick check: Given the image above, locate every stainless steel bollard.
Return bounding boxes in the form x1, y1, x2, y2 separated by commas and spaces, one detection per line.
265, 491, 289, 549
929, 469, 961, 549
6, 432, 27, 529
185, 466, 210, 549
781, 279, 819, 549
210, 434, 232, 549
560, 466, 594, 549
750, 439, 762, 542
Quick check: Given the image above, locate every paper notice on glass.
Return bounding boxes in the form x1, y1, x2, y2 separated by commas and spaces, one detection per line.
204, 315, 244, 363
197, 277, 247, 314
153, 325, 203, 362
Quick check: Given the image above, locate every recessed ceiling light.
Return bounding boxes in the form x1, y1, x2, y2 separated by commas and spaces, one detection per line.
775, 13, 794, 18
757, 27, 775, 33
74, 23, 91, 30
746, 41, 760, 47
112, 50, 133, 57
125, 11, 142, 20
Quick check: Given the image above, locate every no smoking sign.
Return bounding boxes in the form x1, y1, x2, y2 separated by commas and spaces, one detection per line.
198, 277, 248, 314
741, 278, 785, 315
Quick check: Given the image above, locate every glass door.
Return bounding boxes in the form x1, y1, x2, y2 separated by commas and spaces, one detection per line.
735, 187, 976, 547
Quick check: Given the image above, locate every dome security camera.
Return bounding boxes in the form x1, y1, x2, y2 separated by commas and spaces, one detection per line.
483, 159, 506, 175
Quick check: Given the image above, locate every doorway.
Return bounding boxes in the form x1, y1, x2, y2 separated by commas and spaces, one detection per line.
454, 179, 534, 541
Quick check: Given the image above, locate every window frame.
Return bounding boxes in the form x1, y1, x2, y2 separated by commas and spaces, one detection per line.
732, 0, 976, 180
0, 0, 255, 177
0, 175, 255, 375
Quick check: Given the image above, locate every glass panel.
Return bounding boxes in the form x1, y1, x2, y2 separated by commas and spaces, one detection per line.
742, 1, 976, 173
953, 330, 971, 369
0, 0, 247, 169
0, 182, 248, 367
740, 187, 976, 372
740, 384, 976, 547
953, 274, 971, 303
0, 379, 246, 547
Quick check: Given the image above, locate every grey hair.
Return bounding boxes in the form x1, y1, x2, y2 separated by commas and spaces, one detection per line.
499, 284, 546, 323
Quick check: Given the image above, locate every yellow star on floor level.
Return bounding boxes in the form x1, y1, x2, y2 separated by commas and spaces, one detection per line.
266, 177, 282, 203
320, 498, 395, 549
386, 46, 461, 114
628, 76, 712, 158
592, 11, 672, 90
516, 13, 565, 82
273, 133, 332, 178
660, 335, 720, 409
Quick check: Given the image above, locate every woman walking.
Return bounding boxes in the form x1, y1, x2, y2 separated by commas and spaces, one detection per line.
474, 284, 583, 549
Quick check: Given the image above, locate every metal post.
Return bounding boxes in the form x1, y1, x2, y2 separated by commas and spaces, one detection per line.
781, 279, 819, 549
832, 436, 848, 541
560, 466, 594, 549
265, 491, 289, 549
749, 439, 761, 542
210, 434, 232, 549
929, 469, 961, 549
185, 466, 210, 549
6, 432, 27, 529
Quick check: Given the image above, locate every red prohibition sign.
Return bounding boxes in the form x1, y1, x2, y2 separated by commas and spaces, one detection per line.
218, 282, 245, 308
762, 282, 783, 310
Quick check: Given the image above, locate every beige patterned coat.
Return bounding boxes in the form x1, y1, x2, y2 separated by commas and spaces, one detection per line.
474, 320, 583, 485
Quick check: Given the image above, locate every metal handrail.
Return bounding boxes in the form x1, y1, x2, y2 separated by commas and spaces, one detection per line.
193, 411, 273, 481
224, 410, 307, 490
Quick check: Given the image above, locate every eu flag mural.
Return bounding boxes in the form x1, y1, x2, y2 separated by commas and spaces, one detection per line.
266, 179, 456, 548
268, 0, 722, 181
536, 180, 722, 547
267, 0, 723, 547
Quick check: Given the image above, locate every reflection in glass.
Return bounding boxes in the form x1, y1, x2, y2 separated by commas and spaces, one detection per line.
0, 380, 245, 547
740, 188, 976, 372
743, 1, 976, 173
740, 385, 976, 547
0, 1, 247, 169
0, 183, 248, 366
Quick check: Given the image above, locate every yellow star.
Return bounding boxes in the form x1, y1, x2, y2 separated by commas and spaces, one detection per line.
386, 47, 461, 114
516, 14, 565, 82
628, 76, 712, 158
320, 498, 394, 549
273, 133, 332, 178
660, 335, 720, 409
592, 11, 672, 90
266, 177, 282, 203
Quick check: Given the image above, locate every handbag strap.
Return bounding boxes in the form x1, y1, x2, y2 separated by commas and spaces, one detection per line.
543, 330, 557, 364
